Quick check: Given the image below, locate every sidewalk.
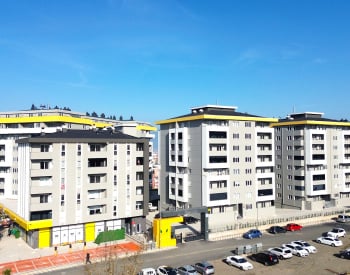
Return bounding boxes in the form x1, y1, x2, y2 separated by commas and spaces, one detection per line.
0, 233, 141, 274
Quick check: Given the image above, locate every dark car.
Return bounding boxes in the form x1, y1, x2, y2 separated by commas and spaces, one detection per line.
268, 226, 287, 234
181, 216, 199, 225
338, 250, 350, 259
250, 251, 279, 266
243, 229, 262, 239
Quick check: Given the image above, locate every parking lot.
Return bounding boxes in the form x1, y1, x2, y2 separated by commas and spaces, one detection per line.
209, 236, 350, 274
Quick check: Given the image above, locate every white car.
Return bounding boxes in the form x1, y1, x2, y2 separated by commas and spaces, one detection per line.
156, 265, 179, 275
138, 268, 157, 275
316, 236, 343, 247
268, 247, 293, 259
327, 228, 346, 238
291, 240, 317, 253
225, 255, 253, 271
282, 243, 309, 257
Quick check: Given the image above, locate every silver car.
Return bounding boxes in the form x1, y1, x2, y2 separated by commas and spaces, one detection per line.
193, 261, 215, 275
177, 265, 198, 275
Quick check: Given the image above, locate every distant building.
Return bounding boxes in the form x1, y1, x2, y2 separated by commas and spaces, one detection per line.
12, 129, 150, 248
272, 112, 350, 210
156, 105, 277, 228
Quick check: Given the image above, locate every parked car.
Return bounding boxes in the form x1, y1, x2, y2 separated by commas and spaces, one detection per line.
156, 265, 179, 275
177, 265, 198, 275
268, 226, 287, 234
282, 243, 309, 257
250, 251, 279, 266
291, 240, 318, 253
327, 228, 346, 238
316, 236, 343, 247
138, 268, 157, 275
268, 247, 293, 260
338, 250, 350, 259
181, 216, 199, 225
225, 255, 253, 271
243, 229, 262, 239
336, 214, 350, 223
148, 203, 158, 212
285, 223, 303, 231
193, 261, 214, 275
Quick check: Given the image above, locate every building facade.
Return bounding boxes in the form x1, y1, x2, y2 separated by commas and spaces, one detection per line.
0, 108, 156, 200
272, 112, 350, 210
13, 129, 150, 248
156, 105, 277, 228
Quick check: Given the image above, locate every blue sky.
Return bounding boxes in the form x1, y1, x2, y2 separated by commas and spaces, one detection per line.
1, 0, 350, 124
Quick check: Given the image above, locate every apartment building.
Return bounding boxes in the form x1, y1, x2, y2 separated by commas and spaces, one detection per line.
0, 108, 156, 200
272, 112, 350, 210
156, 105, 278, 228
12, 129, 149, 248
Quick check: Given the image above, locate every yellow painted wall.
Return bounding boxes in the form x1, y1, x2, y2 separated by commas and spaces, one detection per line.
85, 222, 95, 242
153, 216, 183, 248
38, 228, 51, 248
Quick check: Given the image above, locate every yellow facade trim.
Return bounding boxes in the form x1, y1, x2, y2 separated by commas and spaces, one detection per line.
38, 228, 51, 248
0, 203, 52, 231
136, 125, 157, 131
156, 114, 278, 125
270, 120, 350, 127
85, 222, 95, 242
0, 115, 112, 128
153, 216, 183, 248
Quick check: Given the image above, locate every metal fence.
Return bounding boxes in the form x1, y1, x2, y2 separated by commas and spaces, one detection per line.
208, 208, 350, 235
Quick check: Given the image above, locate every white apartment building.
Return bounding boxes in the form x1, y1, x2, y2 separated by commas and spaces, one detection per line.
12, 129, 150, 248
272, 112, 350, 210
156, 105, 278, 228
0, 108, 156, 200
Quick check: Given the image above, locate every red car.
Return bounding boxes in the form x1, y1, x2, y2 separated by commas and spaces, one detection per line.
285, 223, 303, 231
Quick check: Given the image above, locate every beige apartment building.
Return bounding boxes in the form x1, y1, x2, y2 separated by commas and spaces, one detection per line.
0, 108, 155, 200
14, 129, 150, 248
0, 109, 156, 250
156, 105, 278, 228
272, 112, 350, 210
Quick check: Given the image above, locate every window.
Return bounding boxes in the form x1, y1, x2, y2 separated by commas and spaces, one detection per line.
245, 180, 252, 186
136, 187, 143, 195
127, 144, 130, 155
245, 133, 251, 139
61, 145, 65, 156
136, 201, 143, 210
90, 144, 101, 152
233, 133, 239, 139
61, 195, 64, 206
40, 194, 49, 203
232, 145, 239, 151
245, 145, 251, 151
245, 122, 251, 127
77, 193, 81, 204
90, 175, 101, 183
40, 161, 49, 170
41, 144, 49, 152
77, 144, 81, 156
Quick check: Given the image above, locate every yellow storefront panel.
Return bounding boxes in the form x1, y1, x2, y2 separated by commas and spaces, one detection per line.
38, 228, 51, 248
153, 216, 183, 248
85, 222, 95, 242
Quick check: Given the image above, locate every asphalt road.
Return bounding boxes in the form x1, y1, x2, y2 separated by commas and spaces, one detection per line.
43, 221, 350, 275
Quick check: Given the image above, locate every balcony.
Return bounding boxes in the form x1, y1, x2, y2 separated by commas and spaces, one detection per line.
29, 202, 53, 212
